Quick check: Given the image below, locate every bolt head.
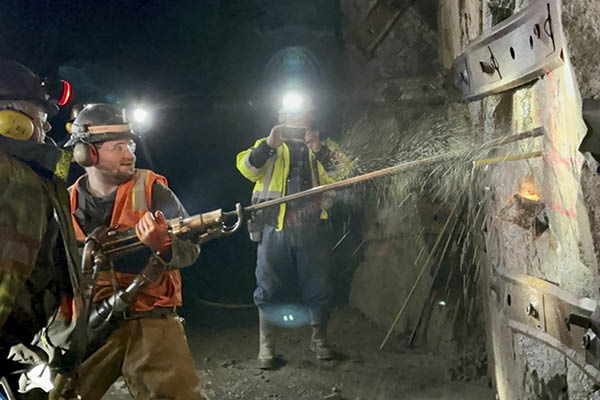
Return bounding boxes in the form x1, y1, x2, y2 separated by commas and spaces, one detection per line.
526, 303, 537, 316
583, 334, 592, 349
460, 71, 469, 85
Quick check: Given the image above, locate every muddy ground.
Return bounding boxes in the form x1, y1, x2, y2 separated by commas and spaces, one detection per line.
103, 305, 493, 400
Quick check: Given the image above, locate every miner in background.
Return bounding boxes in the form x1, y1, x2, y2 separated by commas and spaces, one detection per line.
237, 92, 350, 369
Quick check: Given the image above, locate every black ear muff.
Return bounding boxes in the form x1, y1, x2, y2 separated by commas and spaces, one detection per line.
0, 110, 35, 140
73, 142, 98, 167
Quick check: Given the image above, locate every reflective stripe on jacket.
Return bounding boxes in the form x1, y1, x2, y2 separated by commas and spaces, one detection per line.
236, 138, 342, 231
69, 169, 183, 312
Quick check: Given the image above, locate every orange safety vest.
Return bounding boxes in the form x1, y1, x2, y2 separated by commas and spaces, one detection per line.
69, 169, 183, 311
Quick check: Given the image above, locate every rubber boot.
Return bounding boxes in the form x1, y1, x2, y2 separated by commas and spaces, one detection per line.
258, 310, 276, 369
310, 322, 334, 360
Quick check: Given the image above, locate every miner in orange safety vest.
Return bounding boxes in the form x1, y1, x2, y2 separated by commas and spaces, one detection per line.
50, 104, 207, 400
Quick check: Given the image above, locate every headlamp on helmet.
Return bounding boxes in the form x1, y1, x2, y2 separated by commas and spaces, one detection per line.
0, 59, 70, 125
278, 91, 315, 115
123, 105, 152, 134
278, 91, 316, 139
42, 78, 73, 107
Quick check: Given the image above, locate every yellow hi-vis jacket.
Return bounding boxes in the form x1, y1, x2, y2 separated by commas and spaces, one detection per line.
236, 137, 351, 231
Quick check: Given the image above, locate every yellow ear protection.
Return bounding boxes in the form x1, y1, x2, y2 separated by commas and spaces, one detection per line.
73, 140, 99, 167
0, 109, 35, 140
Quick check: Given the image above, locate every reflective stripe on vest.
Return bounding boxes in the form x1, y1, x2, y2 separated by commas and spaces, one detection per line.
240, 140, 339, 230
132, 169, 150, 212
243, 153, 264, 176
252, 157, 282, 203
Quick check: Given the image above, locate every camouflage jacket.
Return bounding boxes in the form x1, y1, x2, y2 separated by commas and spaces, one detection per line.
0, 136, 82, 367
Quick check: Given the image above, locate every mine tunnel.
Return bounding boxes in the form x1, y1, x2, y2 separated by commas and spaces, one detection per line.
1, 0, 600, 399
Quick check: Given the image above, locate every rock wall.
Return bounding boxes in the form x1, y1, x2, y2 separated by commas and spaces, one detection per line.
338, 0, 600, 396
440, 0, 600, 399
562, 0, 600, 99
338, 0, 488, 378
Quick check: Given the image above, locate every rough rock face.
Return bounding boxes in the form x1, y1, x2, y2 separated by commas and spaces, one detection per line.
338, 0, 488, 379
339, 0, 600, 398
372, 6, 440, 79
562, 0, 600, 99
470, 0, 600, 399
438, 0, 483, 68
581, 166, 600, 270
349, 195, 438, 334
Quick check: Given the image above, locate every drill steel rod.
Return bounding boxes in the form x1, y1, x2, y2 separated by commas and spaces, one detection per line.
472, 150, 543, 167
245, 127, 544, 214
99, 129, 543, 256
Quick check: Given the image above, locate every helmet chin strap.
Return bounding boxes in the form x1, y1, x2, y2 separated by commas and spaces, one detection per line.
44, 136, 57, 146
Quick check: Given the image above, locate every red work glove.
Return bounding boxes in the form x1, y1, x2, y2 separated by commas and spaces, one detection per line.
135, 210, 172, 254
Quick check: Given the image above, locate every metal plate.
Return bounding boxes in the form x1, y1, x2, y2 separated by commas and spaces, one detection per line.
502, 276, 546, 332
492, 267, 599, 380
453, 0, 564, 101
508, 320, 600, 382
544, 294, 588, 358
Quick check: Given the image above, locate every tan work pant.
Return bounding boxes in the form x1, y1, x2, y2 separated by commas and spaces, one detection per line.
51, 316, 206, 400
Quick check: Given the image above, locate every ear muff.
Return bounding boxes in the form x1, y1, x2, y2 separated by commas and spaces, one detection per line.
0, 110, 35, 141
73, 142, 98, 167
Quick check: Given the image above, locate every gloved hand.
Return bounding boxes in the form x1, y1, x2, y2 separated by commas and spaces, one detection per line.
135, 210, 172, 254
304, 128, 322, 152
8, 343, 49, 365
18, 364, 55, 393
266, 124, 284, 149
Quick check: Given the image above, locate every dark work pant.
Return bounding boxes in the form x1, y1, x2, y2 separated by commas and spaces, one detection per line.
254, 222, 334, 326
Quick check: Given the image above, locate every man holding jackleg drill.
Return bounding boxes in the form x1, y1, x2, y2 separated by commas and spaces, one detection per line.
51, 103, 206, 400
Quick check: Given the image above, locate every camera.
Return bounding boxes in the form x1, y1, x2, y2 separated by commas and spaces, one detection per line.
282, 125, 307, 139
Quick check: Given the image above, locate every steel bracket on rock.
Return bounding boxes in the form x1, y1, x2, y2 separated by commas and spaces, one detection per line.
453, 0, 565, 101
490, 267, 600, 381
